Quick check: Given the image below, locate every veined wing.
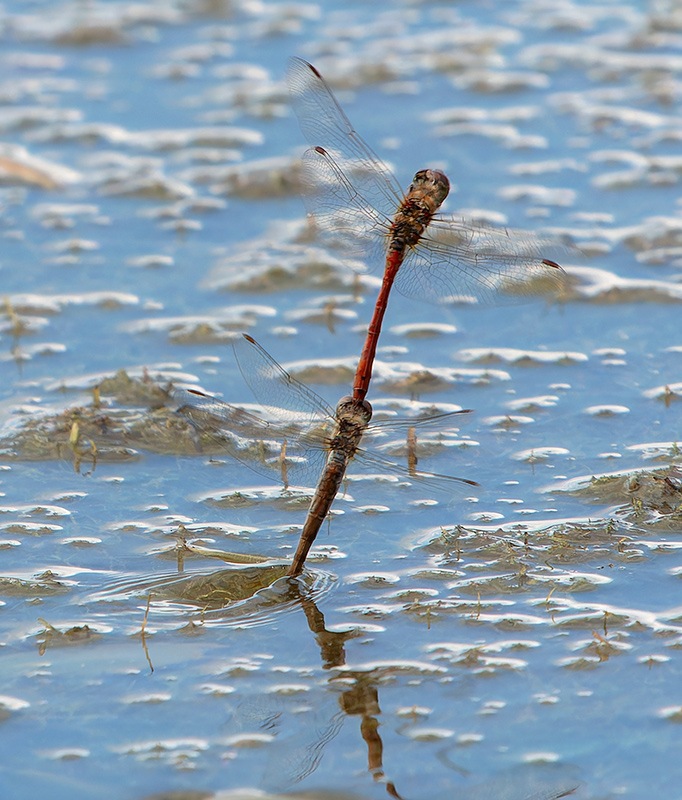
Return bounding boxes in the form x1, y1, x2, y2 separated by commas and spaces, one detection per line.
233, 333, 335, 425
286, 57, 403, 218
174, 387, 330, 489
367, 407, 472, 431
350, 443, 478, 493
298, 145, 392, 267
396, 215, 568, 305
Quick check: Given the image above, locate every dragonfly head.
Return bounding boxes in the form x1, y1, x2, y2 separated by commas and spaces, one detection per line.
335, 395, 373, 426
409, 169, 450, 209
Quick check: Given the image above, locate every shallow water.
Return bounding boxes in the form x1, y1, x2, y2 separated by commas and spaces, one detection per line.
1, 1, 681, 798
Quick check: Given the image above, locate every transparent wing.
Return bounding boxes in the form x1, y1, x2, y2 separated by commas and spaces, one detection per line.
298, 145, 392, 267
351, 445, 478, 493
396, 217, 568, 305
233, 333, 335, 425
286, 57, 403, 219
173, 387, 329, 489
368, 408, 472, 431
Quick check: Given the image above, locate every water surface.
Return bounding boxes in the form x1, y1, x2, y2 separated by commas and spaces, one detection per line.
0, 1, 681, 798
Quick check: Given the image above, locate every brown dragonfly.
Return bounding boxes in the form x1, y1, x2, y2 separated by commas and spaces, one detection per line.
176, 334, 477, 576
286, 57, 564, 403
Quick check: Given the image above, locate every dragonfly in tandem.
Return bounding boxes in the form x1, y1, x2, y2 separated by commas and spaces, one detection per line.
286, 57, 565, 403
176, 334, 477, 577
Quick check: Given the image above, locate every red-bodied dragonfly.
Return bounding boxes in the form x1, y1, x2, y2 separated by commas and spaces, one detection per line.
286, 57, 565, 402
176, 334, 476, 576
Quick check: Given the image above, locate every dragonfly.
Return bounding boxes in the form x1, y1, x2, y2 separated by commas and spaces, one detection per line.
286, 57, 565, 402
176, 334, 477, 577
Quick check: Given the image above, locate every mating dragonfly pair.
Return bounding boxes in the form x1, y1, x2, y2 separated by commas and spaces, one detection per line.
177, 58, 565, 576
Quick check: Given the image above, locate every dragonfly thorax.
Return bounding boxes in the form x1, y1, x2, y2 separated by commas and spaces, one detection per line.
408, 168, 450, 207
334, 395, 373, 427
388, 169, 450, 253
